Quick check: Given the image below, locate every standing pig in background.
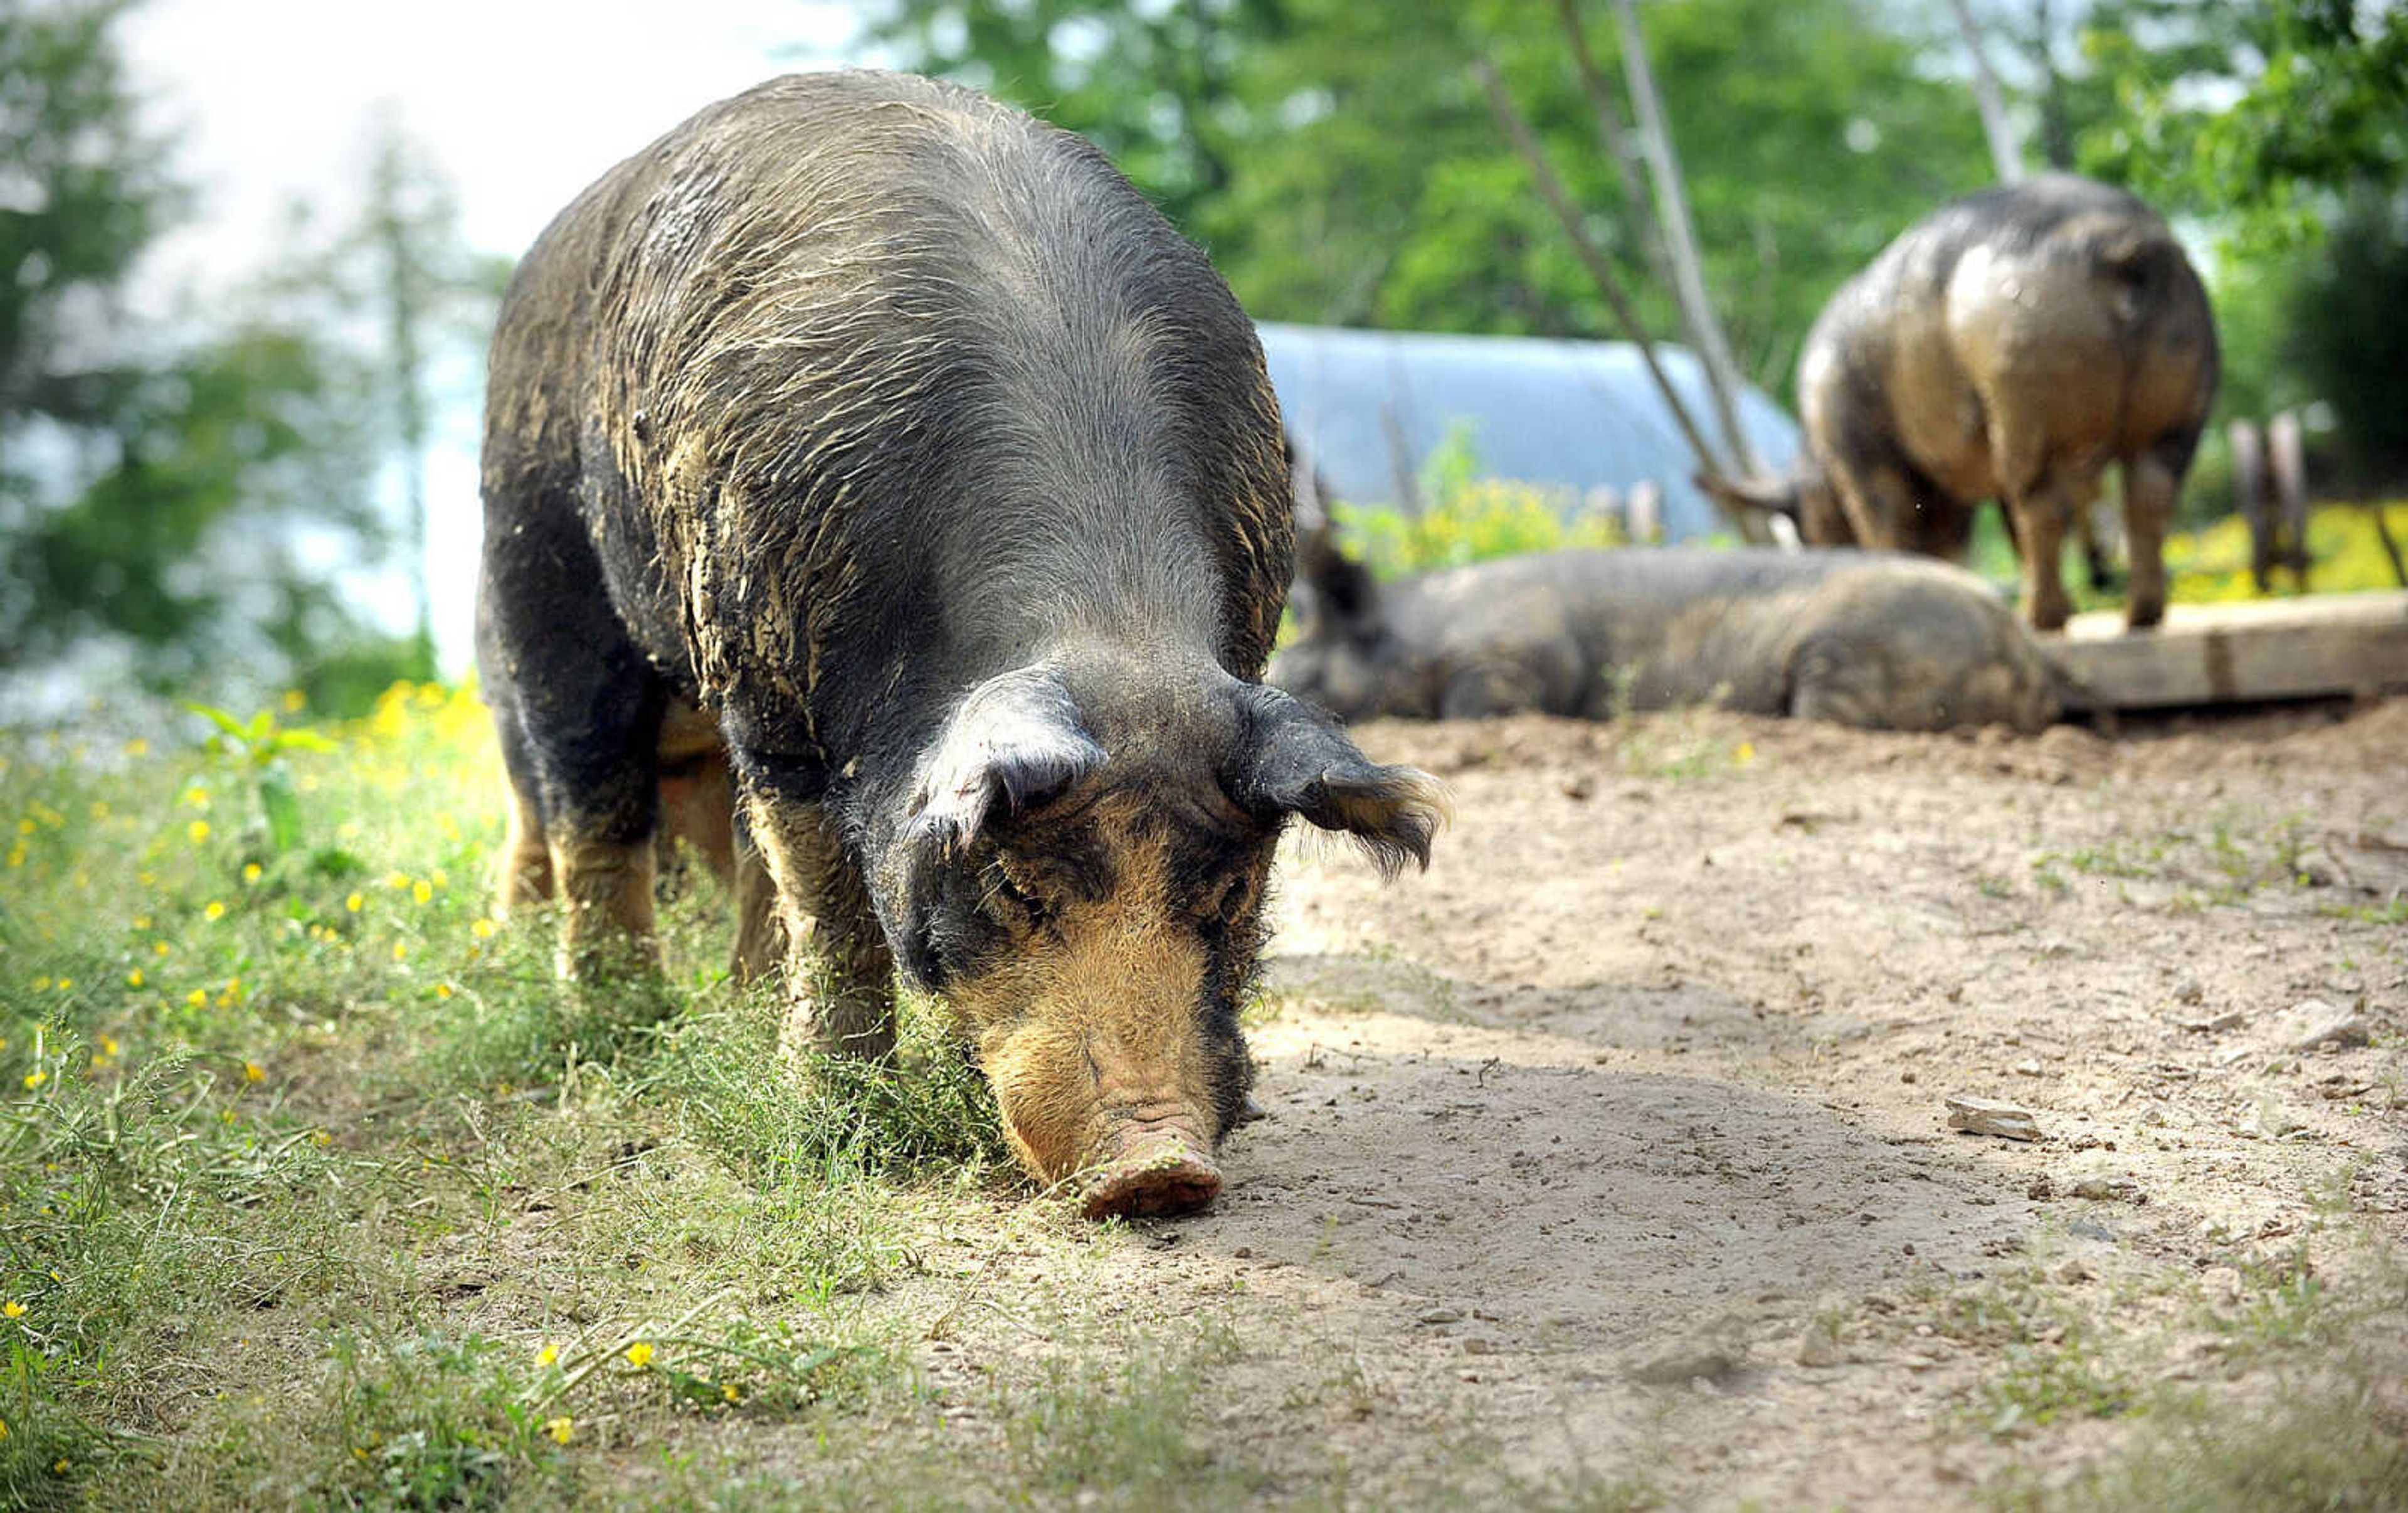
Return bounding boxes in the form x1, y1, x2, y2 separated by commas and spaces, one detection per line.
1704, 175, 2217, 632
477, 72, 1445, 1218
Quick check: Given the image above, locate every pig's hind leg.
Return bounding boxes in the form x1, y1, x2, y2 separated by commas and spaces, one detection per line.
480, 521, 668, 981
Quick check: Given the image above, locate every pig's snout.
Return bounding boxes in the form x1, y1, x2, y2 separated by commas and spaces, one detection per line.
1077, 1108, 1222, 1220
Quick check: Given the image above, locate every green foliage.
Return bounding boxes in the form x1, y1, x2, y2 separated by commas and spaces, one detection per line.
2279, 191, 2408, 481
183, 700, 338, 857
2076, 0, 2408, 253
863, 0, 1992, 389
1332, 423, 1629, 579
0, 0, 394, 702
1962, 502, 2408, 616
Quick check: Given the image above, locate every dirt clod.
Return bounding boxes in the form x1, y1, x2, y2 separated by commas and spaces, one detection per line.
2284, 1001, 2372, 1051
1945, 1094, 2042, 1141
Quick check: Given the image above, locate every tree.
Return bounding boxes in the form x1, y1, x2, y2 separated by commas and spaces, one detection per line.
272, 115, 512, 683
2066, 1, 2408, 486
2074, 0, 2407, 250
0, 0, 393, 703
858, 0, 1993, 393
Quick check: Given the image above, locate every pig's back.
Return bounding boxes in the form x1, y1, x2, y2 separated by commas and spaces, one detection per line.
485, 71, 1289, 748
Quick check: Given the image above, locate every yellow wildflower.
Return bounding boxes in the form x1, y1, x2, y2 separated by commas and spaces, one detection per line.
537, 1343, 559, 1367
393, 942, 408, 962
1735, 741, 1756, 765
124, 737, 149, 757
3, 1302, 23, 1319
15, 819, 32, 836
31, 976, 48, 992
153, 941, 170, 957
127, 969, 143, 989
100, 1036, 120, 1056
133, 915, 150, 930
6, 845, 24, 868
546, 1416, 574, 1445
204, 901, 226, 922
17, 1072, 39, 1091
625, 1342, 654, 1368
243, 863, 263, 884
346, 892, 364, 913
471, 918, 496, 939
54, 977, 71, 992
431, 867, 450, 888
186, 989, 206, 1008
721, 1383, 741, 1404
384, 870, 410, 890
435, 982, 455, 1001
188, 820, 211, 844
412, 880, 432, 905
244, 1061, 265, 1083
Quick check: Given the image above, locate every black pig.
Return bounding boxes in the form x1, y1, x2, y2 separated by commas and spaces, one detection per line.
1270, 544, 2058, 733
477, 72, 1444, 1217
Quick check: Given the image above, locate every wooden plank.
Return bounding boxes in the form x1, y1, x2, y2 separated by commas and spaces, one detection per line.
2044, 590, 2408, 712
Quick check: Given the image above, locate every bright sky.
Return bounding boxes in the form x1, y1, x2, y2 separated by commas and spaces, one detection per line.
117, 0, 879, 673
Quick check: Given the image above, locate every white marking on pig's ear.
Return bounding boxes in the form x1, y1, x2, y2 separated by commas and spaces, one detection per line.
1228, 686, 1449, 878
907, 668, 1107, 859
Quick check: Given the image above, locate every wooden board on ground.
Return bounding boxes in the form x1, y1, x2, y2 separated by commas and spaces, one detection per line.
2044, 589, 2408, 712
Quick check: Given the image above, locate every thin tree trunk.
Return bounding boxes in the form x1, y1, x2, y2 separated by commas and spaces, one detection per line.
1553, 0, 1673, 300
372, 129, 434, 681
1607, 0, 1762, 492
1464, 60, 1714, 472
1948, 0, 2024, 182
1472, 57, 1726, 499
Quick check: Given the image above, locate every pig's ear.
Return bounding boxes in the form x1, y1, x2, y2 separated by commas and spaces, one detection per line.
1299, 525, 1380, 624
1693, 467, 1800, 519
907, 669, 1107, 858
1229, 685, 1447, 878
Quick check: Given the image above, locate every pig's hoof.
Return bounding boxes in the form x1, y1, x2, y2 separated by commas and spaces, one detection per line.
1078, 1140, 1223, 1220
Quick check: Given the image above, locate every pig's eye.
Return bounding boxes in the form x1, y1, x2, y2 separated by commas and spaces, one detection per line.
1196, 873, 1252, 926
980, 861, 1057, 931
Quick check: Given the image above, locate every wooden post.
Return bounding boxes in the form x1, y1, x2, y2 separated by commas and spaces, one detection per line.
2229, 418, 2269, 592
2269, 411, 2309, 589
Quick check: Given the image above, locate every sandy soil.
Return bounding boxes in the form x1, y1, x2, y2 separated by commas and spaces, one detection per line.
982, 698, 2408, 1506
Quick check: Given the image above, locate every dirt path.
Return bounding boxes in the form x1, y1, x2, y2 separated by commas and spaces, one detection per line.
1038, 701, 2407, 1506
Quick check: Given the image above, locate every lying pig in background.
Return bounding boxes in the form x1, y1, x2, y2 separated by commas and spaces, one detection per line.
477, 72, 1445, 1218
1269, 540, 2060, 733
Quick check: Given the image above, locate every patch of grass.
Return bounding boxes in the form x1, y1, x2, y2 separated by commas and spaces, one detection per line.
1614, 707, 1754, 783
2041, 837, 2171, 881
1965, 500, 2408, 615
1980, 1327, 2135, 1438
2319, 896, 2408, 926
2024, 1377, 2408, 1513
